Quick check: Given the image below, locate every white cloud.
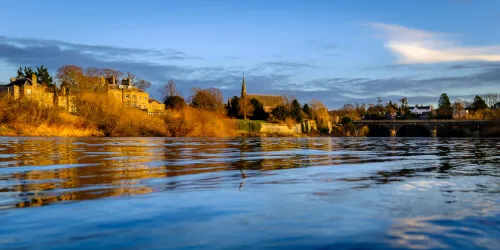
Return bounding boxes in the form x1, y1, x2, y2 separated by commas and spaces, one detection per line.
370, 23, 500, 64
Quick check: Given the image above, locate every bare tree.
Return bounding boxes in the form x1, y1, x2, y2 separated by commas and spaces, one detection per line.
134, 79, 152, 91
160, 80, 180, 101
101, 68, 123, 78
85, 67, 101, 77
481, 93, 500, 108
125, 72, 136, 85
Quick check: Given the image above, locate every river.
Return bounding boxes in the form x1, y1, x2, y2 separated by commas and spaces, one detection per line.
0, 137, 498, 249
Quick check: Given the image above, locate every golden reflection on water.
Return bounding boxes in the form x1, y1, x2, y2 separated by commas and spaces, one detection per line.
0, 137, 359, 209
1, 137, 497, 210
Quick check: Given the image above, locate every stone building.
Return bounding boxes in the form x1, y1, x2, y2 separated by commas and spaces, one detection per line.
240, 75, 284, 112
2, 74, 165, 116
148, 98, 165, 116
0, 74, 54, 106
104, 76, 150, 110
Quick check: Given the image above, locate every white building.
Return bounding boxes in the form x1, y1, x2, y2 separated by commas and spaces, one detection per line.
409, 105, 433, 117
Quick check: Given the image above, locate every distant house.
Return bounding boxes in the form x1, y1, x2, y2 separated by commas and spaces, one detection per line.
0, 74, 54, 106
240, 75, 284, 112
148, 98, 165, 116
2, 74, 165, 115
409, 105, 433, 118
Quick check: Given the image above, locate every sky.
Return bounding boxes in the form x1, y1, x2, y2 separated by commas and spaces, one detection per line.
0, 0, 499, 108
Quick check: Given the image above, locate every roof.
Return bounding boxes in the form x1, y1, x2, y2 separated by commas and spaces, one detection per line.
246, 94, 284, 107
409, 105, 431, 110
1, 77, 31, 87
148, 98, 162, 104
107, 84, 143, 91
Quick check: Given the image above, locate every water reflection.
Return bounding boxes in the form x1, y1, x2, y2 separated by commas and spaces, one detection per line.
0, 137, 498, 209
0, 137, 499, 249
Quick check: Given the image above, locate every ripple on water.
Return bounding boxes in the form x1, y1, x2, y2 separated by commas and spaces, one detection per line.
0, 137, 498, 249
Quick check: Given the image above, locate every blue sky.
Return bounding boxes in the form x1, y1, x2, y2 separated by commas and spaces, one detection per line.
1, 0, 499, 108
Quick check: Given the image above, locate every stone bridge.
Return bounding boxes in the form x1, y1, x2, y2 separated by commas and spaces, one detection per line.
353, 120, 491, 137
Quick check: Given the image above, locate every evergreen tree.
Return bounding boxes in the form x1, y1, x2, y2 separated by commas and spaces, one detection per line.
250, 98, 267, 120
290, 99, 304, 122
271, 105, 289, 121
302, 103, 312, 119
227, 96, 240, 118
471, 95, 488, 111
16, 65, 54, 88
36, 65, 54, 87
438, 93, 453, 119
17, 66, 35, 78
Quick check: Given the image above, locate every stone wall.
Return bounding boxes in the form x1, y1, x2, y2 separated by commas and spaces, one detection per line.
259, 120, 323, 135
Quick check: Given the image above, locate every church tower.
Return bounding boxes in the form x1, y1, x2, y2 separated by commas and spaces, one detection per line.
240, 74, 246, 98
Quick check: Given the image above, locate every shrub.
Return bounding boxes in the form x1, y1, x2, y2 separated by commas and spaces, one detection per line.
164, 96, 186, 110
236, 120, 262, 132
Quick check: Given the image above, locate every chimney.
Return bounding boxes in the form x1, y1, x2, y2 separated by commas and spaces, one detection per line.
112, 76, 116, 85
31, 74, 37, 87
122, 78, 130, 86
10, 77, 16, 83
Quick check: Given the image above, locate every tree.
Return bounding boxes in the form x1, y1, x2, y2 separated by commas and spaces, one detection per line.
481, 93, 500, 108
227, 96, 241, 118
164, 95, 186, 110
101, 68, 123, 78
16, 65, 54, 88
251, 98, 267, 120
85, 67, 101, 77
36, 65, 54, 88
471, 95, 488, 112
134, 79, 152, 91
57, 65, 102, 94
310, 99, 330, 128
57, 65, 84, 92
125, 72, 136, 85
453, 100, 465, 119
438, 93, 453, 119
271, 104, 289, 121
190, 87, 224, 112
238, 96, 254, 120
160, 80, 180, 101
302, 103, 312, 119
17, 66, 35, 78
399, 97, 410, 117
290, 99, 304, 122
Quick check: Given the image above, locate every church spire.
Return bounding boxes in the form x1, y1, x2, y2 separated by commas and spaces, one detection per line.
241, 73, 246, 97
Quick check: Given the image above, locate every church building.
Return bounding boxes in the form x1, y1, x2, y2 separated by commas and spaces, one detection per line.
240, 75, 284, 112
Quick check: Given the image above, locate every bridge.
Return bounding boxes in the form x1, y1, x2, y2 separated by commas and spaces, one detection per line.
352, 119, 491, 137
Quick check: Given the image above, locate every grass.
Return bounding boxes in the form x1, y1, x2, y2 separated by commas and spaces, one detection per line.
0, 95, 236, 137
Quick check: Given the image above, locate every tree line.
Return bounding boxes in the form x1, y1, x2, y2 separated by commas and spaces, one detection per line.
333, 92, 497, 121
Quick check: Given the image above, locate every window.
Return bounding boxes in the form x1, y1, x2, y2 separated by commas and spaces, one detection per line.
125, 94, 129, 98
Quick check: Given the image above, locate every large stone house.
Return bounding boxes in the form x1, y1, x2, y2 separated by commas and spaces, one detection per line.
0, 74, 54, 106
2, 75, 165, 115
240, 75, 284, 112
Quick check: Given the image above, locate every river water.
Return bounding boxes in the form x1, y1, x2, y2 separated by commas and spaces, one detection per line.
0, 137, 498, 249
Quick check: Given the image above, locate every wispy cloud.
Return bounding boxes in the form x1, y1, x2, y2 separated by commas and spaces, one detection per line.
369, 23, 500, 64
0, 36, 498, 108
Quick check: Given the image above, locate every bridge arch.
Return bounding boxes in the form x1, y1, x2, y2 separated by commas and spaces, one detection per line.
396, 125, 431, 137
365, 125, 392, 137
